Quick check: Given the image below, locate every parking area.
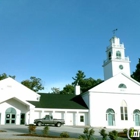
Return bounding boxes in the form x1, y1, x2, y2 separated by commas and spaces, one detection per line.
0, 125, 123, 140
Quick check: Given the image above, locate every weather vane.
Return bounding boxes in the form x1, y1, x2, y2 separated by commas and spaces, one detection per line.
113, 29, 118, 36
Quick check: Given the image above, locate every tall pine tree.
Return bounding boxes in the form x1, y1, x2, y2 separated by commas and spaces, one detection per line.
131, 58, 140, 82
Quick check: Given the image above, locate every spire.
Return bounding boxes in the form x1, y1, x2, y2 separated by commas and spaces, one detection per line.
112, 29, 118, 37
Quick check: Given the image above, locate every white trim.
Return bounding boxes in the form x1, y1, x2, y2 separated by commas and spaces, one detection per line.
0, 97, 35, 108
89, 91, 140, 95
34, 108, 88, 112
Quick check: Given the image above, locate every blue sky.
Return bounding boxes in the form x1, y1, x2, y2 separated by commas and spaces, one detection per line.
0, 0, 140, 92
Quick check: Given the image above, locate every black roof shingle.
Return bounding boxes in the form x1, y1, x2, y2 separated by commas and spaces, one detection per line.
27, 93, 88, 109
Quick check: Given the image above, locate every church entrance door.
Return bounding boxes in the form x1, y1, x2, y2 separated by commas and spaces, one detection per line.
108, 113, 113, 126
133, 110, 140, 126
135, 114, 140, 126
106, 108, 115, 126
5, 107, 16, 124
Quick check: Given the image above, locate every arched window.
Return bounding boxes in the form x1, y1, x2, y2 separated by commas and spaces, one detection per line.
5, 107, 16, 113
133, 109, 140, 114
106, 108, 115, 114
106, 108, 115, 126
133, 109, 140, 126
116, 51, 121, 59
120, 100, 128, 120
118, 84, 127, 88
108, 52, 111, 60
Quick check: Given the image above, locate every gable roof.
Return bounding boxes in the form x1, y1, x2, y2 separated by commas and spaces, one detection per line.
27, 93, 88, 109
88, 72, 140, 94
0, 77, 38, 93
0, 96, 35, 108
0, 77, 40, 102
121, 72, 140, 86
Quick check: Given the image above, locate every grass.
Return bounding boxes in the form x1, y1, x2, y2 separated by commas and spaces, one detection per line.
0, 129, 78, 140
0, 130, 6, 132
17, 133, 63, 137
16, 134, 77, 140
0, 138, 77, 140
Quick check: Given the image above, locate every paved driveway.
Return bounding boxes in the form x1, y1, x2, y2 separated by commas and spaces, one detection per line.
0, 125, 124, 140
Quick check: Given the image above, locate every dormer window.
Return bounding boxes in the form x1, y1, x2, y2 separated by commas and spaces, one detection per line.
118, 83, 127, 88
116, 51, 121, 59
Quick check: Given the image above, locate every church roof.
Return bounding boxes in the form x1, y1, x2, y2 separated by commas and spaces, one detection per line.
87, 72, 140, 94
121, 72, 140, 86
27, 93, 88, 109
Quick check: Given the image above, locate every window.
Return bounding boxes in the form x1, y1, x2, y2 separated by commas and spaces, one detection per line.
116, 51, 121, 59
45, 115, 50, 119
5, 108, 16, 113
134, 109, 140, 114
118, 84, 127, 88
80, 115, 84, 122
120, 100, 128, 120
108, 52, 111, 60
120, 107, 124, 120
124, 107, 128, 120
106, 108, 115, 114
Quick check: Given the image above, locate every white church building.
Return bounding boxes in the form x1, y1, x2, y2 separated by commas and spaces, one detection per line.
0, 36, 140, 129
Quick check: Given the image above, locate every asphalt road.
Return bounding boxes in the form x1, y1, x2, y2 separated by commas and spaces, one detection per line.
0, 125, 125, 140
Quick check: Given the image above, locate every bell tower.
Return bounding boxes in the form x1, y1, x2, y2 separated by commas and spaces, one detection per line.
102, 36, 131, 80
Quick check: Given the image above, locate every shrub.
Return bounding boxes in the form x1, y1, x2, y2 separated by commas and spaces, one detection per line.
28, 124, 36, 134
79, 127, 95, 140
42, 125, 49, 136
123, 128, 128, 134
99, 129, 108, 140
60, 131, 70, 138
108, 130, 118, 140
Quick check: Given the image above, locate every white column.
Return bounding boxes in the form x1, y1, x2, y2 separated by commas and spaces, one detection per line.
29, 109, 34, 124
52, 110, 55, 118
75, 111, 79, 126
41, 110, 45, 118
25, 112, 29, 125
1, 111, 5, 125
89, 93, 91, 126
16, 112, 20, 125
64, 111, 67, 125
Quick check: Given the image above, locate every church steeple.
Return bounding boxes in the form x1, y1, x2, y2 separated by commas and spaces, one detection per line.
102, 36, 131, 80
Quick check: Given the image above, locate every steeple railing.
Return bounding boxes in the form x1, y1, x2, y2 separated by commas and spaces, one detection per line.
103, 57, 130, 65
106, 44, 124, 50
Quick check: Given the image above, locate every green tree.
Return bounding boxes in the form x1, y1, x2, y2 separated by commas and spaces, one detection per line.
59, 70, 103, 94
72, 70, 86, 86
131, 58, 140, 82
21, 76, 44, 92
0, 73, 15, 80
71, 70, 104, 93
80, 77, 103, 93
51, 87, 60, 94
60, 84, 74, 94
